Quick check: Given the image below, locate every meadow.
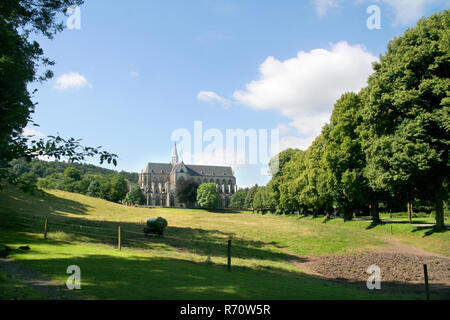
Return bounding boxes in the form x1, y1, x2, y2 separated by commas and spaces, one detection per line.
0, 185, 448, 299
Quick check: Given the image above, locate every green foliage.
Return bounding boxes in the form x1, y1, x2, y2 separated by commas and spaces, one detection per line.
322, 92, 373, 220
230, 189, 248, 208
197, 183, 221, 210
17, 172, 38, 193
176, 178, 199, 208
86, 179, 101, 198
64, 167, 82, 181
361, 10, 449, 228
109, 175, 128, 203
253, 186, 275, 214
125, 185, 145, 205
0, 0, 117, 193
264, 11, 449, 226
244, 185, 259, 209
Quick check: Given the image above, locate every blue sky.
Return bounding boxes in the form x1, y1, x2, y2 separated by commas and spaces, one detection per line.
26, 0, 449, 187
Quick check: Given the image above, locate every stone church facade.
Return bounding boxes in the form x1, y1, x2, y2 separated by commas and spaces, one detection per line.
138, 144, 237, 208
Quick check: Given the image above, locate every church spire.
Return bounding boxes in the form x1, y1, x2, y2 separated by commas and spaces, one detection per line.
171, 142, 179, 165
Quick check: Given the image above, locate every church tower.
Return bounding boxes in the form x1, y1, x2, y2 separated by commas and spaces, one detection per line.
171, 143, 179, 165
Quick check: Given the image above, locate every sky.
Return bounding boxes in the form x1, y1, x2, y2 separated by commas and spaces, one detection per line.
25, 0, 449, 188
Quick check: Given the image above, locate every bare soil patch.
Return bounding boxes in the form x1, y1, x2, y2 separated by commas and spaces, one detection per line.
287, 240, 450, 298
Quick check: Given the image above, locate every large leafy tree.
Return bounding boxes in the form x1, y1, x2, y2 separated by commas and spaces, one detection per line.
176, 178, 199, 208
244, 184, 259, 209
268, 148, 303, 214
299, 135, 333, 217
253, 186, 275, 214
0, 0, 117, 190
109, 175, 128, 203
323, 92, 375, 221
362, 10, 449, 229
197, 183, 221, 210
125, 185, 145, 205
230, 188, 248, 208
276, 150, 306, 214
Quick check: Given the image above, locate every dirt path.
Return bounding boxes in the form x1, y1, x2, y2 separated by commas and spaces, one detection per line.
0, 258, 80, 300
281, 238, 450, 298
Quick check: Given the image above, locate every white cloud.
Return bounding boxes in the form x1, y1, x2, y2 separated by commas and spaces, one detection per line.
313, 0, 339, 16
54, 72, 91, 90
273, 136, 314, 153
233, 41, 377, 150
381, 0, 432, 26
276, 124, 291, 136
197, 91, 231, 108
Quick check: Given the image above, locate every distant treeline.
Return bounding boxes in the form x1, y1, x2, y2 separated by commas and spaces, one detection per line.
7, 158, 139, 203
8, 158, 138, 183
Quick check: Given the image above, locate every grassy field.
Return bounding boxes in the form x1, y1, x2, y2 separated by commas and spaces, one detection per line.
1, 185, 448, 299
0, 270, 47, 300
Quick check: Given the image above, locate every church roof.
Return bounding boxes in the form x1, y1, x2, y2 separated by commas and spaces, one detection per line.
186, 165, 233, 176
142, 162, 233, 176
143, 163, 173, 174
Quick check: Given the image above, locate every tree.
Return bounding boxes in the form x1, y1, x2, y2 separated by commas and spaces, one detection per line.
276, 150, 306, 214
125, 185, 145, 205
0, 0, 117, 192
244, 185, 259, 209
109, 175, 129, 203
197, 183, 221, 210
322, 92, 375, 221
299, 135, 333, 217
86, 179, 101, 198
230, 189, 248, 208
16, 172, 38, 193
361, 10, 449, 229
268, 148, 303, 214
176, 178, 199, 208
64, 167, 82, 181
253, 186, 274, 214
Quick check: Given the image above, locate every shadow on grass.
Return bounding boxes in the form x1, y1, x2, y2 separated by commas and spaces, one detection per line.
0, 186, 92, 216
2, 187, 449, 300
3, 233, 447, 300
0, 187, 304, 263
365, 221, 385, 230
411, 226, 449, 237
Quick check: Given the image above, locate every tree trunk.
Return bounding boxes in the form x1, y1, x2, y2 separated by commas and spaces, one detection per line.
435, 184, 445, 230
406, 195, 412, 222
370, 201, 380, 224
343, 205, 353, 221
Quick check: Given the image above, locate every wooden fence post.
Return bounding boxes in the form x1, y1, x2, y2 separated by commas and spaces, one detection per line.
227, 238, 232, 271
390, 225, 393, 235
423, 264, 430, 300
44, 218, 48, 239
118, 226, 121, 251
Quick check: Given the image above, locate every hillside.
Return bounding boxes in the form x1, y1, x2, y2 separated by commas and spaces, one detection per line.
0, 185, 449, 299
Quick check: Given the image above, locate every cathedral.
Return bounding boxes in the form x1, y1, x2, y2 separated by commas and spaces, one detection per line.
138, 144, 237, 207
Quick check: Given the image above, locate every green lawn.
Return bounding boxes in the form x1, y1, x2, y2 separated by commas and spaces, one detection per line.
1, 185, 447, 299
